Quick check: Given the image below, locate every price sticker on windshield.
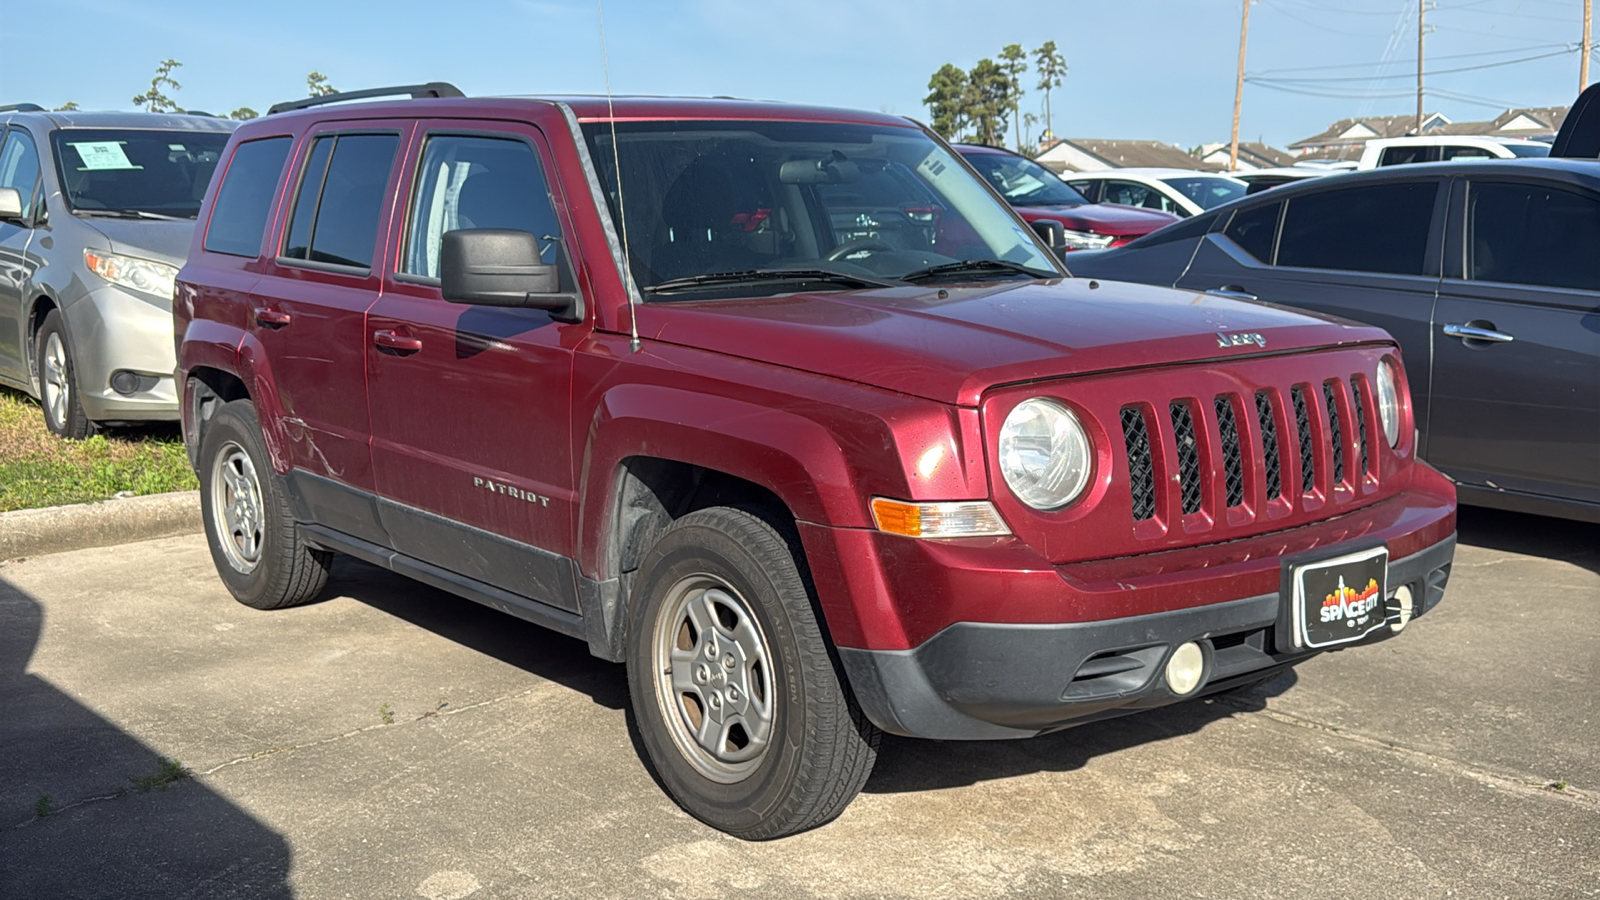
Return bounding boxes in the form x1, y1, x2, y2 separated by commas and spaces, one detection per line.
69, 142, 142, 171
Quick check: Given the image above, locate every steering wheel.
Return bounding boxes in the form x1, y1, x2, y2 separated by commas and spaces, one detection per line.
825, 237, 897, 262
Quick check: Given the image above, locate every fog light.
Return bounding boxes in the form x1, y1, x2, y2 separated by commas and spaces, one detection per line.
1388, 585, 1414, 633
1165, 642, 1205, 695
110, 371, 140, 395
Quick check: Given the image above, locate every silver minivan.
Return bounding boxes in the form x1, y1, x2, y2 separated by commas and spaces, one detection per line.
0, 106, 235, 437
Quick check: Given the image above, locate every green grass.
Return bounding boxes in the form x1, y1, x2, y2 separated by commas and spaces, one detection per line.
0, 388, 198, 513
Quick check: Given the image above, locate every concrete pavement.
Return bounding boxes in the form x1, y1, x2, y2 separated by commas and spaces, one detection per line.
1, 507, 1596, 898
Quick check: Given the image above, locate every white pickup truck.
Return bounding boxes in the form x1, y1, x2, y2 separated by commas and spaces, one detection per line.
1357, 135, 1550, 169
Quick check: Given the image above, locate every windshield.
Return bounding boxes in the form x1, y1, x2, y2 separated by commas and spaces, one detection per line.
50, 129, 231, 218
961, 151, 1089, 207
1506, 143, 1551, 158
581, 120, 1059, 298
1161, 176, 1247, 210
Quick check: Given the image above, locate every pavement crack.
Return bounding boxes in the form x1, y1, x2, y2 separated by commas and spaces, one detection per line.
197, 683, 551, 778
1218, 696, 1599, 808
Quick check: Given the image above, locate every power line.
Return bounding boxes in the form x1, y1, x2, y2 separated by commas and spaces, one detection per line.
1252, 42, 1569, 75
1247, 47, 1578, 84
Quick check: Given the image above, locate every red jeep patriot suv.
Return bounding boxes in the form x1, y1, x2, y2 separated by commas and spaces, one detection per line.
176, 84, 1456, 839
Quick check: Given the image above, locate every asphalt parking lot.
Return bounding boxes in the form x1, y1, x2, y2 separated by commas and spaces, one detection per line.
1, 506, 1596, 899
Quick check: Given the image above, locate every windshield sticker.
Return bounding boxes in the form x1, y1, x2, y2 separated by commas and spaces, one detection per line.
69, 141, 141, 171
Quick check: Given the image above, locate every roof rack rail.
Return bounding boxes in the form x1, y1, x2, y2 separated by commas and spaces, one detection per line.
267, 82, 464, 116
183, 109, 218, 118
0, 103, 45, 113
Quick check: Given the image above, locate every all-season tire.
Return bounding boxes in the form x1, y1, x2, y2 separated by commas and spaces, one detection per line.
35, 310, 97, 439
198, 400, 331, 610
625, 507, 880, 840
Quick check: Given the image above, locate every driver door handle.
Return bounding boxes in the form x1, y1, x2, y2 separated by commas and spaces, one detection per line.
253, 307, 291, 329
1443, 323, 1514, 343
373, 330, 423, 353
1207, 286, 1258, 302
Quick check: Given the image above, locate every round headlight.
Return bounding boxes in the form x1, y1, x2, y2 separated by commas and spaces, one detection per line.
998, 398, 1093, 510
1375, 359, 1401, 447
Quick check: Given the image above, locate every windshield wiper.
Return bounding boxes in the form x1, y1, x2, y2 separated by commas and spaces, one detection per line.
643, 268, 901, 295
75, 209, 188, 221
900, 259, 1057, 284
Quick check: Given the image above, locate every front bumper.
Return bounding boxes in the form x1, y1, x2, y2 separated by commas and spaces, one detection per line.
838, 534, 1454, 740
63, 286, 178, 422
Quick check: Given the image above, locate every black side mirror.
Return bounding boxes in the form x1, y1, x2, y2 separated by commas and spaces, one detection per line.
0, 187, 22, 221
1030, 219, 1067, 258
439, 229, 583, 322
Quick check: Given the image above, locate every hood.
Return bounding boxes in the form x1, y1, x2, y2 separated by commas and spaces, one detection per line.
77, 217, 196, 267
634, 278, 1391, 407
1009, 202, 1179, 236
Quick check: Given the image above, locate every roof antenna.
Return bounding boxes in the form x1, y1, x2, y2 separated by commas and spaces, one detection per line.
597, 0, 640, 353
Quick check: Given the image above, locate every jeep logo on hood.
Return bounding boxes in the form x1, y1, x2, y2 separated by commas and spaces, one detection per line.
1216, 332, 1267, 349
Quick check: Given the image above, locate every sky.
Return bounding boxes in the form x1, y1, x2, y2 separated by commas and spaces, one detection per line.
2, 0, 1591, 151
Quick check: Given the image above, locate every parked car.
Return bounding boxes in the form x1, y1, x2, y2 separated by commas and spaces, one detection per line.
953, 144, 1178, 250
1066, 168, 1250, 217
1069, 161, 1599, 523
0, 105, 235, 437
1355, 135, 1549, 169
1231, 166, 1333, 194
177, 84, 1456, 839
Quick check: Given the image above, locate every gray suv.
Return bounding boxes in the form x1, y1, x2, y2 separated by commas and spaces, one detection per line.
0, 106, 235, 437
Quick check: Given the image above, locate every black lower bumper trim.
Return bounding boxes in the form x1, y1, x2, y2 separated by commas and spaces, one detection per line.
839, 534, 1456, 740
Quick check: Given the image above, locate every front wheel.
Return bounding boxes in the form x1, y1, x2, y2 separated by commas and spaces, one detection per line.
197, 400, 331, 610
35, 310, 96, 439
626, 507, 879, 840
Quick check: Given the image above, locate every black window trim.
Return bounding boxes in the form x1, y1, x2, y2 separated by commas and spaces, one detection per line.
203, 133, 295, 259
273, 127, 404, 277
393, 125, 572, 287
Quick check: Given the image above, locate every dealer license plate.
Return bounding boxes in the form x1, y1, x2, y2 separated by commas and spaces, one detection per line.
1290, 547, 1389, 649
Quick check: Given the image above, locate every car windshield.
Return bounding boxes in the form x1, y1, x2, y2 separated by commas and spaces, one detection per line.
50, 128, 231, 218
581, 120, 1060, 298
1161, 176, 1247, 210
1506, 143, 1551, 158
961, 151, 1089, 207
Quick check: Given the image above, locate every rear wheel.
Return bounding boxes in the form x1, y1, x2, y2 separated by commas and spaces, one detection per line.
626, 507, 879, 840
198, 400, 331, 609
35, 310, 96, 439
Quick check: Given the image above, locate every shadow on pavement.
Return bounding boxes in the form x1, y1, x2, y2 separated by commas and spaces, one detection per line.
328, 556, 630, 712
1456, 505, 1600, 574
0, 574, 292, 899
864, 670, 1297, 795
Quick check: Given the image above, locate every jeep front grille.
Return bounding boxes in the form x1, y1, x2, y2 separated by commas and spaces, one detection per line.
1169, 401, 1203, 515
1120, 406, 1157, 521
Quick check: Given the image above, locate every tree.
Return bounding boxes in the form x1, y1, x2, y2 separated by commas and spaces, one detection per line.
132, 59, 183, 113
998, 44, 1028, 151
1034, 41, 1067, 141
967, 58, 1012, 147
924, 63, 969, 140
54, 102, 79, 112
230, 107, 259, 121
1023, 111, 1040, 150
307, 72, 337, 97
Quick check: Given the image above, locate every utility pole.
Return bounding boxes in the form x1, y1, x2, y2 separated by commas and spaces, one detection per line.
1229, 0, 1251, 170
1416, 1, 1431, 136
1583, 0, 1592, 90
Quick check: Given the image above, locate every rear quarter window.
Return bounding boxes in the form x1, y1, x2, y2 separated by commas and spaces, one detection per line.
204, 137, 293, 258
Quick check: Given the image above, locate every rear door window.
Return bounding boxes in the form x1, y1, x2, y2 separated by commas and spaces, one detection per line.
203, 136, 292, 258
1467, 181, 1600, 291
1277, 182, 1438, 275
1379, 146, 1436, 167
281, 133, 399, 269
